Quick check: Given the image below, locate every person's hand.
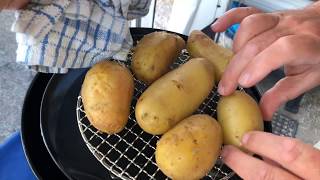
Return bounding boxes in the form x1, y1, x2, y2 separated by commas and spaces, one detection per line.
221, 131, 320, 179
0, 0, 29, 10
211, 4, 320, 120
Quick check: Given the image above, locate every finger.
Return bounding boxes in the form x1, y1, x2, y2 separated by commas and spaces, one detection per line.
233, 13, 279, 52
259, 67, 320, 120
211, 7, 261, 32
221, 145, 300, 180
242, 131, 320, 179
218, 28, 288, 95
238, 35, 320, 87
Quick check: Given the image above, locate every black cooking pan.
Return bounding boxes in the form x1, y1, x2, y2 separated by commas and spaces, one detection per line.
40, 68, 111, 180
20, 73, 68, 180
38, 28, 271, 179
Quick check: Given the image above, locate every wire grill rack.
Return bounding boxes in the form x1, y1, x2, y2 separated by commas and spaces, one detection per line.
77, 50, 235, 179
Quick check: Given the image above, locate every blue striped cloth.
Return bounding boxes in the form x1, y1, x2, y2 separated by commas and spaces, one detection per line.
11, 0, 151, 73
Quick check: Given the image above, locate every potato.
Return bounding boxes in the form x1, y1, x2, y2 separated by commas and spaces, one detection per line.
187, 30, 233, 82
132, 31, 185, 84
135, 58, 215, 135
81, 61, 134, 134
217, 91, 264, 148
156, 114, 222, 180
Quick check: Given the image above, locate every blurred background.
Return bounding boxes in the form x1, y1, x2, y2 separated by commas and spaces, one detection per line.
1, 0, 319, 147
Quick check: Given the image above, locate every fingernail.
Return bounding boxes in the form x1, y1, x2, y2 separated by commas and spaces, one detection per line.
211, 22, 220, 31
221, 146, 230, 159
241, 133, 250, 145
218, 83, 225, 95
239, 73, 251, 85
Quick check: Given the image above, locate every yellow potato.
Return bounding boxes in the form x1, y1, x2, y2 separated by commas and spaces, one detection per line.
132, 31, 185, 84
156, 114, 222, 180
135, 58, 215, 135
187, 30, 233, 82
217, 91, 264, 148
81, 61, 134, 134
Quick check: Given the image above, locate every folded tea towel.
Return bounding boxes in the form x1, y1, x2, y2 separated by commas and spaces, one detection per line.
11, 0, 151, 73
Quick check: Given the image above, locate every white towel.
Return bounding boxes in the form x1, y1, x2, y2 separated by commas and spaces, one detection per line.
11, 0, 151, 73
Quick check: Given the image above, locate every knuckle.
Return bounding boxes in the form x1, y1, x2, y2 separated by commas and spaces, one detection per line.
280, 91, 294, 103
231, 7, 258, 15
279, 88, 296, 103
301, 22, 320, 35
228, 7, 248, 15
243, 131, 258, 146
282, 15, 303, 27
277, 36, 291, 46
227, 8, 239, 14
257, 165, 276, 180
244, 42, 260, 55
279, 96, 289, 106
301, 34, 318, 45
281, 139, 302, 163
273, 79, 293, 102
277, 35, 318, 61
245, 7, 259, 13
242, 14, 260, 26
262, 90, 274, 102
277, 36, 296, 53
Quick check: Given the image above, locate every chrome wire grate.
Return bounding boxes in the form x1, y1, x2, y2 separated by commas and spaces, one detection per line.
76, 50, 235, 179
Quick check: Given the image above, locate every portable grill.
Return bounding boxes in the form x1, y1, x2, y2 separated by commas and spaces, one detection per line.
76, 48, 239, 180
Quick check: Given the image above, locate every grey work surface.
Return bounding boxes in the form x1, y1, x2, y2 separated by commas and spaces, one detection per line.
0, 11, 319, 145
0, 11, 35, 143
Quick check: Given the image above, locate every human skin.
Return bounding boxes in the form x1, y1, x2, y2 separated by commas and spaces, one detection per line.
221, 131, 320, 180
211, 3, 320, 179
0, 0, 29, 10
212, 4, 320, 121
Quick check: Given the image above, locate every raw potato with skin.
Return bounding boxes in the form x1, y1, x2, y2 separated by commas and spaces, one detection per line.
187, 30, 233, 82
156, 114, 223, 180
135, 58, 215, 135
132, 31, 185, 84
81, 61, 134, 134
217, 91, 264, 148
